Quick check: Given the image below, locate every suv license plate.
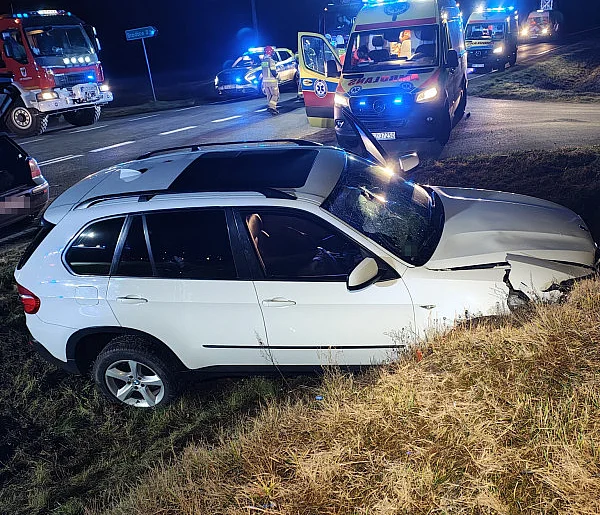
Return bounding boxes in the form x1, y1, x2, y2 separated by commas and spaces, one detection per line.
373, 132, 396, 141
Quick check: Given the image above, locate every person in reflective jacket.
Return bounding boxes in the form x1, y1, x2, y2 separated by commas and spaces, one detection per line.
261, 46, 280, 115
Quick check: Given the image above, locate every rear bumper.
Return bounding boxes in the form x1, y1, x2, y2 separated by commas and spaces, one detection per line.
0, 180, 49, 229
30, 337, 79, 374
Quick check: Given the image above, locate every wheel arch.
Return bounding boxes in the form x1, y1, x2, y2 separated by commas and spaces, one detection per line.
66, 327, 188, 374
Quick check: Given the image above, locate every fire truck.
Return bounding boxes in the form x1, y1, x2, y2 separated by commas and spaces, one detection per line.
0, 9, 112, 137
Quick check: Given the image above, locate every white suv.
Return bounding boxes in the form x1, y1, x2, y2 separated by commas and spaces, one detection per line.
15, 127, 597, 408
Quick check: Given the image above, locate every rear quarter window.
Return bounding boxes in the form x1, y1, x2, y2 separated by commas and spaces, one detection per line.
17, 221, 55, 270
65, 217, 125, 276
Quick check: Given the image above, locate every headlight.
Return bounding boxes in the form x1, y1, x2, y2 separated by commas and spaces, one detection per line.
100, 84, 110, 92
493, 45, 504, 54
415, 87, 438, 103
334, 94, 349, 107
521, 27, 529, 36
244, 73, 257, 82
36, 91, 59, 101
214, 76, 219, 86
542, 28, 549, 35
63, 57, 70, 65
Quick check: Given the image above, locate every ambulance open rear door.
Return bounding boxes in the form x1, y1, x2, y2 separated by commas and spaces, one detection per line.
297, 32, 342, 128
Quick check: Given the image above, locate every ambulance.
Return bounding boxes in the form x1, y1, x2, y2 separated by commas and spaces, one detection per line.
298, 0, 467, 145
465, 7, 519, 72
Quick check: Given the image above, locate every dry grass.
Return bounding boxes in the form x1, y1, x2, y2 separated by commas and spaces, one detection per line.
94, 278, 600, 515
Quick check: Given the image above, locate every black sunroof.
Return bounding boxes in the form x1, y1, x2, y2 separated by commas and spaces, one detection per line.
168, 149, 319, 193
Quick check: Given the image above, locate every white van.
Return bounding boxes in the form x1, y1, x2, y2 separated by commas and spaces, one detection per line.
298, 0, 467, 145
466, 8, 519, 72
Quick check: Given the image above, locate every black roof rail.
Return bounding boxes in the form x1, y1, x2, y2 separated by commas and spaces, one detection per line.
78, 187, 296, 209
135, 139, 322, 160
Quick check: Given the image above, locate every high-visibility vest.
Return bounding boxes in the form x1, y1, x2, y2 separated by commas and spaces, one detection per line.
261, 57, 278, 84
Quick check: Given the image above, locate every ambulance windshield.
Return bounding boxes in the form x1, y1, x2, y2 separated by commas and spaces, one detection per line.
465, 23, 506, 41
25, 25, 94, 57
343, 25, 439, 73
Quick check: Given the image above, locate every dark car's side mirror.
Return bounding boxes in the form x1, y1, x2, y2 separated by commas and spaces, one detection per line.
326, 59, 340, 78
446, 49, 459, 68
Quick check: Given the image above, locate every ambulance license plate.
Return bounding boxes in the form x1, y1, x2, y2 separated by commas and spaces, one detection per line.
472, 63, 485, 68
373, 132, 396, 141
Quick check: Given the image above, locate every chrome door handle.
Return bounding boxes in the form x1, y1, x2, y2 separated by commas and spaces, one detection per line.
262, 297, 297, 308
116, 296, 148, 304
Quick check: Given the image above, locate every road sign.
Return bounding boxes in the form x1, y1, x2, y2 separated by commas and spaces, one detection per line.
125, 26, 157, 41
125, 26, 159, 102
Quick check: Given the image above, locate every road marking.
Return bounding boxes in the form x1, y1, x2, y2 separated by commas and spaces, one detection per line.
19, 138, 44, 145
255, 108, 268, 113
175, 105, 201, 112
38, 154, 84, 166
70, 124, 108, 134
129, 114, 159, 122
211, 115, 242, 123
90, 141, 135, 153
159, 126, 197, 135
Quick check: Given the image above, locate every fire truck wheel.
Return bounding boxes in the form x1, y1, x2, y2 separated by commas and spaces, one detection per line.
63, 106, 102, 127
5, 106, 49, 137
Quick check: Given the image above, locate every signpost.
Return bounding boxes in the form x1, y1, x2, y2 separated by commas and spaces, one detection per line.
125, 26, 158, 102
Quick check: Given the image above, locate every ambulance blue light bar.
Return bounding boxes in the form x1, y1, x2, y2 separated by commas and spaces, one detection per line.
362, 0, 409, 5
248, 47, 265, 53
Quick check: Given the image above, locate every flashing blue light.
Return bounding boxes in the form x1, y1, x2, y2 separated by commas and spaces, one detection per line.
236, 77, 242, 83
393, 97, 403, 105
16, 13, 23, 18
87, 75, 95, 81
359, 100, 367, 106
23, 13, 28, 17
252, 79, 258, 84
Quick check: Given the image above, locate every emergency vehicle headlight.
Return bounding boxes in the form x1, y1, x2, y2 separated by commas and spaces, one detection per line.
334, 94, 349, 108
521, 27, 529, 36
542, 28, 549, 35
415, 87, 438, 103
36, 91, 59, 101
244, 72, 257, 82
63, 58, 70, 65
214, 76, 219, 86
100, 84, 110, 92
493, 45, 504, 54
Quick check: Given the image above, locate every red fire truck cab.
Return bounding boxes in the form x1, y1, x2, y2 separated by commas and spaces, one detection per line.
0, 9, 112, 137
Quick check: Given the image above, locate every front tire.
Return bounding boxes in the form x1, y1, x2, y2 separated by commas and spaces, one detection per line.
453, 86, 467, 126
63, 106, 101, 127
436, 107, 452, 145
5, 105, 49, 137
92, 336, 179, 408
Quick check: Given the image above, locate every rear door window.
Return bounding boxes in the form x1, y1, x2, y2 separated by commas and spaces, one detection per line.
65, 217, 125, 276
115, 216, 153, 277
144, 209, 237, 280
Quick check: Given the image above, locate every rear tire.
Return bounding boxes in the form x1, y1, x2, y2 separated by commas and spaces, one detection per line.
92, 335, 179, 408
509, 52, 517, 67
5, 105, 49, 137
63, 106, 101, 127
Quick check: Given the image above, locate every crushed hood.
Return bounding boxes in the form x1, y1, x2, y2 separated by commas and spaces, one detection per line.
426, 187, 596, 270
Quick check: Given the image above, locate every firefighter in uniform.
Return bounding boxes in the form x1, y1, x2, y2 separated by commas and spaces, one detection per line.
261, 46, 280, 115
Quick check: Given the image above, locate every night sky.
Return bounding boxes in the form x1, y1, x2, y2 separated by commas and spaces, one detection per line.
4, 0, 598, 81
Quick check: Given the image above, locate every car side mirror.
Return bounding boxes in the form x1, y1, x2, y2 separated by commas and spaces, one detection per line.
446, 49, 459, 68
347, 257, 381, 291
326, 59, 340, 78
399, 152, 420, 172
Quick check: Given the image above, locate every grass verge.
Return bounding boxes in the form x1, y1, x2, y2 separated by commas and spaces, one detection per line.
95, 278, 600, 515
468, 38, 600, 103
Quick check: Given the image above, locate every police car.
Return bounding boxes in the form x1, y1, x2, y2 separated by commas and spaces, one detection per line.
215, 46, 299, 97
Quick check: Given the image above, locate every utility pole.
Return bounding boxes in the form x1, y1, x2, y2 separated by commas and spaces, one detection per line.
250, 0, 259, 40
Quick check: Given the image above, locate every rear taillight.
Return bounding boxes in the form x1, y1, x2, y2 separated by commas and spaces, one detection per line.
17, 284, 41, 315
27, 158, 42, 179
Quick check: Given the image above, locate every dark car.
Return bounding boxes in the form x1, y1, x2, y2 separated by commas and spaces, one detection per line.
0, 75, 49, 230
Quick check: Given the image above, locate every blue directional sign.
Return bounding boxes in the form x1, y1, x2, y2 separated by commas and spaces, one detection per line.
125, 26, 158, 41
